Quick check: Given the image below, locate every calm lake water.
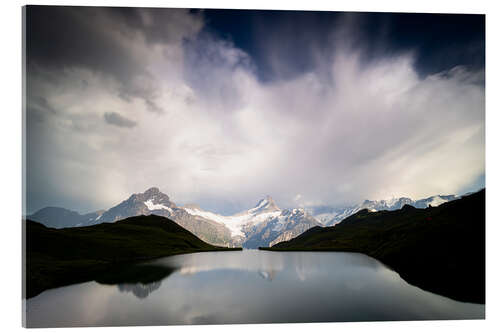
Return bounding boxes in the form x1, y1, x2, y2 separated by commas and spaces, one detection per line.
25, 250, 484, 327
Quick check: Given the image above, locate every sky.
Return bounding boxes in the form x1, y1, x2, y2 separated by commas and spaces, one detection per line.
24, 6, 485, 215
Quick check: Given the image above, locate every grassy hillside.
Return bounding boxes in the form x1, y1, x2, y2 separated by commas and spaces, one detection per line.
25, 214, 241, 298
262, 190, 485, 304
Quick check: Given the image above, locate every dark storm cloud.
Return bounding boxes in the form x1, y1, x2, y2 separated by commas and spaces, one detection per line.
201, 9, 343, 82
202, 10, 485, 82
27, 7, 146, 104
105, 7, 203, 45
26, 6, 202, 113
104, 112, 137, 128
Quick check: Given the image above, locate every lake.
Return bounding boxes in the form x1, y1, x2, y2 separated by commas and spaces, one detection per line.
25, 250, 484, 327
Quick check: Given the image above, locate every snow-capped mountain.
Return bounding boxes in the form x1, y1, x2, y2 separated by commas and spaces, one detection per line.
413, 195, 459, 208
28, 188, 234, 246
95, 187, 235, 246
99, 187, 176, 222
184, 195, 281, 238
248, 208, 321, 248
307, 194, 460, 226
28, 188, 321, 248
28, 187, 464, 248
184, 195, 321, 248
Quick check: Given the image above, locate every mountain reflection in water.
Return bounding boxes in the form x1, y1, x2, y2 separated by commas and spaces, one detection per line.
117, 281, 163, 299
26, 250, 484, 327
94, 264, 177, 299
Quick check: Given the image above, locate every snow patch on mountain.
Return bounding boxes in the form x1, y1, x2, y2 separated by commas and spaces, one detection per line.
249, 199, 269, 213
144, 199, 172, 213
184, 207, 281, 237
183, 196, 292, 238
269, 209, 307, 232
426, 196, 449, 207
313, 212, 338, 224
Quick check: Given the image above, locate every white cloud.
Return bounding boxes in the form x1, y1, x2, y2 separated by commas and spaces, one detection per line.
26, 11, 485, 214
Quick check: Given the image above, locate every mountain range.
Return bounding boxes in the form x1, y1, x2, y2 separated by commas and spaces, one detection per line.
28, 188, 320, 248
28, 187, 460, 248
305, 194, 459, 226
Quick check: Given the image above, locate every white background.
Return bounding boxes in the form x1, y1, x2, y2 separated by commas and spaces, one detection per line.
1, 0, 498, 332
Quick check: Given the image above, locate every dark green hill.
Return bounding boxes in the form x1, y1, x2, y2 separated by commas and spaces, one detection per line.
262, 190, 485, 304
24, 214, 241, 298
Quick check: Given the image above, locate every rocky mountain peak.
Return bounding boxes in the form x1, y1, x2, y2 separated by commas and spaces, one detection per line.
136, 187, 172, 206
250, 196, 280, 214
264, 196, 279, 210
144, 187, 164, 198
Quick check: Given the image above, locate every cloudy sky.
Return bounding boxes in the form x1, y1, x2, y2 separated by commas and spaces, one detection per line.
24, 6, 485, 215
